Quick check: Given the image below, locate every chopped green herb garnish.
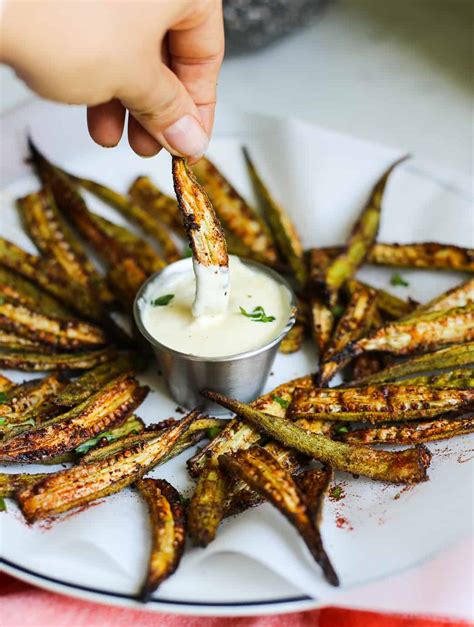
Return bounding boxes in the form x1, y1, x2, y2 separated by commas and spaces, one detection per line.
272, 395, 289, 409
75, 431, 115, 455
334, 424, 349, 435
329, 486, 343, 501
0, 418, 5, 425
179, 494, 190, 508
331, 304, 345, 317
0, 497, 7, 512
240, 305, 275, 323
0, 392, 7, 403
206, 426, 221, 440
182, 245, 193, 258
151, 294, 175, 307
390, 273, 409, 287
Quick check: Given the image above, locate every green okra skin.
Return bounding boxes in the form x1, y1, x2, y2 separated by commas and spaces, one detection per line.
243, 147, 306, 286
219, 446, 339, 586
187, 461, 227, 547
289, 384, 474, 423
350, 342, 474, 386
72, 175, 181, 262
339, 305, 474, 360
320, 156, 409, 305
136, 478, 186, 601
17, 411, 198, 523
203, 390, 432, 484
340, 416, 474, 445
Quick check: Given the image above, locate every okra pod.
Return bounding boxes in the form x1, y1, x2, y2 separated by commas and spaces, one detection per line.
0, 347, 115, 372
72, 175, 180, 262
136, 478, 186, 601
352, 343, 474, 385
219, 446, 339, 585
340, 305, 474, 359
317, 157, 408, 305
191, 157, 278, 264
187, 461, 227, 547
341, 416, 474, 445
289, 384, 474, 422
204, 390, 431, 484
17, 411, 197, 522
243, 148, 306, 285
0, 375, 149, 462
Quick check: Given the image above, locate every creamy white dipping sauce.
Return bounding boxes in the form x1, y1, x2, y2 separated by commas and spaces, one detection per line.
140, 256, 292, 358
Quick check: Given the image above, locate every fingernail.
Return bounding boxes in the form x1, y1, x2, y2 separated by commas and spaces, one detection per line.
163, 114, 209, 158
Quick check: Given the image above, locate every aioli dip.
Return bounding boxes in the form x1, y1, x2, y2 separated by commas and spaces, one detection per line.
139, 256, 292, 358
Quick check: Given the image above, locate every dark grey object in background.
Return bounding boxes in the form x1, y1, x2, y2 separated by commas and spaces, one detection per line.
223, 0, 327, 55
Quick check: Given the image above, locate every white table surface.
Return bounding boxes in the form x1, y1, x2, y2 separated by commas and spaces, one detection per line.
1, 0, 472, 621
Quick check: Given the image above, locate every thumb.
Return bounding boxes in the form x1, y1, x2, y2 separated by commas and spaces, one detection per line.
120, 62, 209, 159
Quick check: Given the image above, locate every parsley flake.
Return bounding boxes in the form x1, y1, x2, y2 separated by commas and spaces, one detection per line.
334, 424, 349, 435
331, 304, 345, 317
0, 392, 7, 403
206, 426, 221, 440
272, 395, 289, 409
151, 294, 175, 307
240, 305, 275, 323
0, 497, 6, 512
390, 273, 409, 287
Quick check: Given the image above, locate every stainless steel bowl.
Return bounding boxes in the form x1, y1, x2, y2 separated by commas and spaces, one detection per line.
134, 257, 296, 415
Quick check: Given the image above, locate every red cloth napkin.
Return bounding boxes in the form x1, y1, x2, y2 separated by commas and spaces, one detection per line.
1, 574, 469, 627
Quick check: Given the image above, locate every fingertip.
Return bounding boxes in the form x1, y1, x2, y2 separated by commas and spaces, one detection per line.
197, 103, 215, 137
128, 115, 163, 158
87, 100, 125, 148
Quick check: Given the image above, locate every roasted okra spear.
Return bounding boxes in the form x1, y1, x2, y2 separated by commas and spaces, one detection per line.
172, 157, 228, 269
289, 384, 474, 422
0, 330, 50, 352
191, 157, 278, 264
219, 446, 339, 586
188, 375, 314, 476
0, 375, 149, 462
279, 322, 305, 354
0, 298, 107, 351
136, 478, 186, 601
17, 189, 107, 298
352, 342, 474, 385
318, 282, 377, 385
0, 237, 103, 320
339, 416, 474, 445
0, 373, 66, 424
80, 416, 222, 465
17, 411, 197, 522
0, 267, 72, 320
28, 140, 165, 275
187, 461, 227, 547
403, 278, 474, 320
53, 354, 140, 408
129, 175, 185, 236
317, 157, 408, 305
337, 305, 474, 361
0, 347, 115, 372
308, 248, 335, 355
295, 466, 333, 529
366, 242, 474, 273
71, 175, 181, 262
0, 472, 51, 498
203, 390, 431, 484
243, 147, 306, 285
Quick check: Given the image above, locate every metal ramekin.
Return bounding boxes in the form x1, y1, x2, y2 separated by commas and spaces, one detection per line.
134, 257, 296, 415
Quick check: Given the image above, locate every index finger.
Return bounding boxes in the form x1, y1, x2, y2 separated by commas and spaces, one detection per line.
168, 0, 224, 136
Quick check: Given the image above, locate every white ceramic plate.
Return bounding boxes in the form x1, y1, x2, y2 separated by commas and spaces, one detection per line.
1, 100, 473, 616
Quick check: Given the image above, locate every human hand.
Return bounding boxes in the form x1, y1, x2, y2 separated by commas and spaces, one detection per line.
0, 0, 224, 158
